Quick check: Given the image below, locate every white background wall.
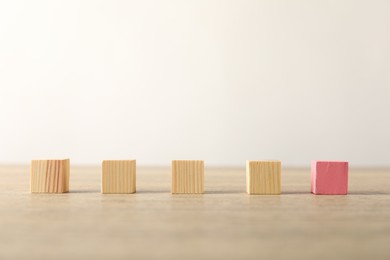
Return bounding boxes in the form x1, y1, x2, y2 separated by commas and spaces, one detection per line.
0, 0, 389, 167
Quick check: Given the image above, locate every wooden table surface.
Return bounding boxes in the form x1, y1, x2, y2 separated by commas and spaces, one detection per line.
0, 165, 389, 260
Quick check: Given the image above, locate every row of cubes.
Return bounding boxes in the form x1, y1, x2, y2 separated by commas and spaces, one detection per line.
30, 159, 348, 195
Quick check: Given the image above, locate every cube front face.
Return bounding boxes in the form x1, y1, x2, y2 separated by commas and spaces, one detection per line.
171, 160, 204, 194
311, 161, 348, 195
102, 160, 136, 194
246, 161, 281, 195
30, 159, 70, 193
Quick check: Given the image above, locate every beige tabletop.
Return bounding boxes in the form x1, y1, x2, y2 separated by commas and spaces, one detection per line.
0, 165, 389, 260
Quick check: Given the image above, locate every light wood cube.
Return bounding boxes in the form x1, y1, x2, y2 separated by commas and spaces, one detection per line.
171, 160, 204, 194
246, 160, 281, 195
101, 160, 136, 194
30, 159, 70, 193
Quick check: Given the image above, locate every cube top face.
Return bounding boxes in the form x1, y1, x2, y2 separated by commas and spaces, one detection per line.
171, 160, 204, 194
102, 160, 136, 194
311, 160, 348, 195
246, 160, 281, 195
30, 159, 70, 193
247, 160, 281, 164
172, 160, 204, 164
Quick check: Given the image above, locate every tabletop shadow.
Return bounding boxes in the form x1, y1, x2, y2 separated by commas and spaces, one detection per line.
347, 191, 390, 196
282, 191, 311, 195
136, 190, 168, 194
70, 190, 101, 194
206, 190, 243, 195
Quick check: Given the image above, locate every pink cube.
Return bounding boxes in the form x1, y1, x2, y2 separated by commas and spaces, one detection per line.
311, 161, 348, 195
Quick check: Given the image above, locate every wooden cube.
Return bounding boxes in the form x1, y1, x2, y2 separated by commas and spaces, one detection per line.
30, 159, 70, 193
246, 160, 281, 195
311, 161, 348, 195
171, 160, 204, 194
101, 160, 136, 194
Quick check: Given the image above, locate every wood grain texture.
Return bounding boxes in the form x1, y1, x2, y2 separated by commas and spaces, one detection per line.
0, 165, 390, 260
171, 160, 204, 194
30, 159, 70, 193
246, 160, 281, 195
101, 160, 136, 194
